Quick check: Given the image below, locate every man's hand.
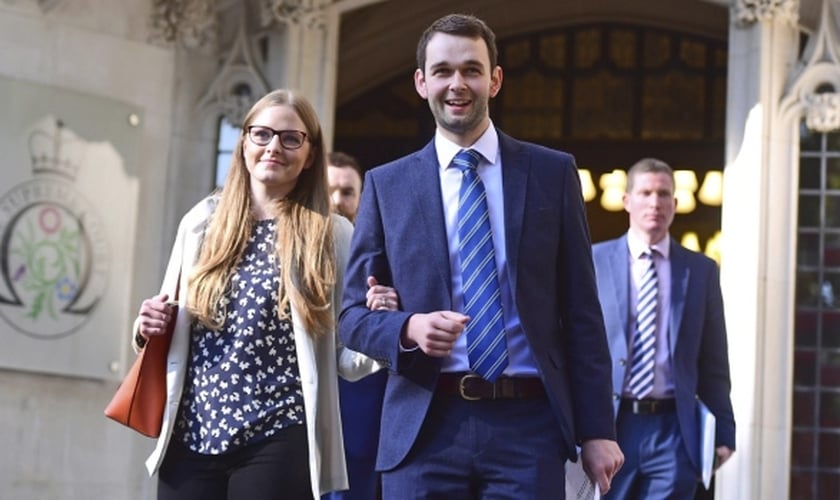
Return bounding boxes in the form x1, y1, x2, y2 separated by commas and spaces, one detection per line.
581, 439, 624, 494
715, 446, 733, 469
400, 311, 468, 356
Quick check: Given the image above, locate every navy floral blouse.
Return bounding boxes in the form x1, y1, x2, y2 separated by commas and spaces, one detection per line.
174, 219, 305, 455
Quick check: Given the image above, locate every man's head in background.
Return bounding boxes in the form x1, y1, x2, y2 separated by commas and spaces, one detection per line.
327, 151, 363, 222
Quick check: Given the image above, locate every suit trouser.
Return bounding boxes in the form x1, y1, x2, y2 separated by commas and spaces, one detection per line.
604, 409, 697, 500
323, 372, 386, 500
381, 391, 567, 500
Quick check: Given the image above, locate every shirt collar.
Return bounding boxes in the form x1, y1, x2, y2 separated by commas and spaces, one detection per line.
627, 230, 670, 259
435, 121, 499, 171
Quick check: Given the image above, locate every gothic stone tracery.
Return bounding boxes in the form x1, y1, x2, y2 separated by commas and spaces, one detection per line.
732, 0, 799, 27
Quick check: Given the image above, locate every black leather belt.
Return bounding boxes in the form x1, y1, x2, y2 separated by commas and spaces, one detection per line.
620, 398, 676, 415
436, 373, 546, 401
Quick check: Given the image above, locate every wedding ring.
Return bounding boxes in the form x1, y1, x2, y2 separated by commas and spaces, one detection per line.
379, 297, 387, 307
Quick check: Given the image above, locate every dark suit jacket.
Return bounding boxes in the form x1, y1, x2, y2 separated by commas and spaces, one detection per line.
339, 131, 616, 470
592, 235, 736, 473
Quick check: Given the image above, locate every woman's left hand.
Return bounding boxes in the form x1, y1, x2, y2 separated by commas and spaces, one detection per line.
366, 276, 399, 311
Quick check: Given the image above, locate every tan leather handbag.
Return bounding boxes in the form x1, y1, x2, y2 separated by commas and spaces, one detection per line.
105, 296, 177, 438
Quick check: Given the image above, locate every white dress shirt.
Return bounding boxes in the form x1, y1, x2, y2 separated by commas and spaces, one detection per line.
434, 123, 538, 377
625, 231, 675, 398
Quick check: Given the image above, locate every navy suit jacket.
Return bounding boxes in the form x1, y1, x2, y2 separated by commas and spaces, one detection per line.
592, 235, 736, 472
339, 131, 616, 471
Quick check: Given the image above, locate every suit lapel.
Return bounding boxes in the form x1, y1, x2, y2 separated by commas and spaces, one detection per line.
499, 132, 527, 289
669, 241, 690, 352
610, 236, 631, 343
406, 141, 453, 300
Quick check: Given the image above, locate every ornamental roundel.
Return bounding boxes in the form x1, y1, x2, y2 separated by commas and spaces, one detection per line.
0, 121, 109, 339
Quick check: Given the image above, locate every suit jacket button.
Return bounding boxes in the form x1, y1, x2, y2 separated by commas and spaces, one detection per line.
619, 358, 627, 366
613, 393, 620, 400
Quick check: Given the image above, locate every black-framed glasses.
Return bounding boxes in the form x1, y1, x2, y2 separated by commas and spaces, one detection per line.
246, 126, 308, 149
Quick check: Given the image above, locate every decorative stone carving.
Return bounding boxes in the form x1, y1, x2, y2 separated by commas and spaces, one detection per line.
259, 0, 329, 29
149, 0, 217, 49
732, 0, 799, 27
197, 18, 269, 128
218, 85, 256, 128
779, 0, 840, 132
804, 92, 840, 133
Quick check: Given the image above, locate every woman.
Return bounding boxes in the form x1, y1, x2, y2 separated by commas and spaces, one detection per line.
134, 89, 381, 500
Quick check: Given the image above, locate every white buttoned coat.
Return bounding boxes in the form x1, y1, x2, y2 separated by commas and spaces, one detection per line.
135, 196, 380, 498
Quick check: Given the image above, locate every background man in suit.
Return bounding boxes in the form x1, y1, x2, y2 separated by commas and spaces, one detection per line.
327, 152, 364, 223
339, 13, 623, 499
593, 158, 735, 499
324, 152, 388, 500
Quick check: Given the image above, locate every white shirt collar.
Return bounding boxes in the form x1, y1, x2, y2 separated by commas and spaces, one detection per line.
435, 121, 499, 171
627, 230, 670, 259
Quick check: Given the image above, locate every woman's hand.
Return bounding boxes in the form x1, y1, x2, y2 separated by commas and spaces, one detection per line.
366, 276, 399, 311
137, 293, 177, 338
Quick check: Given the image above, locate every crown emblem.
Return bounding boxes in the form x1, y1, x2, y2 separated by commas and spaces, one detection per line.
28, 118, 83, 180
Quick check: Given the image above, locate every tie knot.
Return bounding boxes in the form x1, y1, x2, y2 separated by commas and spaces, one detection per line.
644, 247, 657, 259
453, 149, 481, 172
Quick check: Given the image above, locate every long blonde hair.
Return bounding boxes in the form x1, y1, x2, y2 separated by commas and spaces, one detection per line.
187, 89, 336, 337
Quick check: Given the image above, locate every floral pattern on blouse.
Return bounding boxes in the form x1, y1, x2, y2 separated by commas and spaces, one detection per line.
175, 219, 305, 455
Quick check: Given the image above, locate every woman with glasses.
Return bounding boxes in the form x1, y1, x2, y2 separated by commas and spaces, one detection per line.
132, 89, 384, 500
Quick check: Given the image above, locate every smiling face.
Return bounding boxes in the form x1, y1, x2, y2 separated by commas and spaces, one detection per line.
623, 171, 677, 245
414, 32, 502, 147
242, 104, 313, 200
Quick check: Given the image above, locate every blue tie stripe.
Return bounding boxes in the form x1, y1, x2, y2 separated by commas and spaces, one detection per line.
628, 249, 658, 398
463, 276, 495, 310
459, 194, 486, 224
460, 233, 494, 270
454, 149, 509, 382
462, 251, 495, 290
465, 288, 501, 326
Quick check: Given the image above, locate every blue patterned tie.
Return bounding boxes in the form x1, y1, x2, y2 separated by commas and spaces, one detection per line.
454, 149, 508, 382
628, 249, 658, 398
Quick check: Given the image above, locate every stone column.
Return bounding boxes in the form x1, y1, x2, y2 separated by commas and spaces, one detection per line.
259, 1, 333, 145
717, 1, 800, 498
259, 0, 387, 149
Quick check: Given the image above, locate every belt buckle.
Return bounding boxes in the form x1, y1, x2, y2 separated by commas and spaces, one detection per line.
458, 373, 483, 401
631, 400, 646, 414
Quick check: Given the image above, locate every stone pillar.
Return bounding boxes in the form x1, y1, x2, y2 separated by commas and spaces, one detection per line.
717, 1, 800, 498
259, 0, 338, 147
259, 0, 387, 149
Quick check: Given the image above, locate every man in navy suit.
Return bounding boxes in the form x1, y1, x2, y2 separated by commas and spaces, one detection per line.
340, 13, 623, 499
593, 158, 735, 499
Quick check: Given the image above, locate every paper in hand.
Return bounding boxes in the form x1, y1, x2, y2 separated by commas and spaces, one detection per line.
565, 456, 601, 500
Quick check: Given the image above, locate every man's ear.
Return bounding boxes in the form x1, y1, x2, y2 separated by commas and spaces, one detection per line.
414, 68, 429, 99
489, 66, 503, 98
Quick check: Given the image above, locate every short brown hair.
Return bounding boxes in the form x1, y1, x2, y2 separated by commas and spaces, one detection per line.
626, 158, 674, 193
416, 14, 498, 72
327, 151, 363, 182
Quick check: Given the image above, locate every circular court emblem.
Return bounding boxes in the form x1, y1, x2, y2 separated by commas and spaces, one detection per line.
0, 178, 109, 339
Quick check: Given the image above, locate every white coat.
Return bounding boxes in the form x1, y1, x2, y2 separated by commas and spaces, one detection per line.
135, 196, 380, 498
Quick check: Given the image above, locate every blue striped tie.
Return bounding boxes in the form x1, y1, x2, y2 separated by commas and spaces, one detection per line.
454, 149, 508, 382
628, 249, 658, 398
